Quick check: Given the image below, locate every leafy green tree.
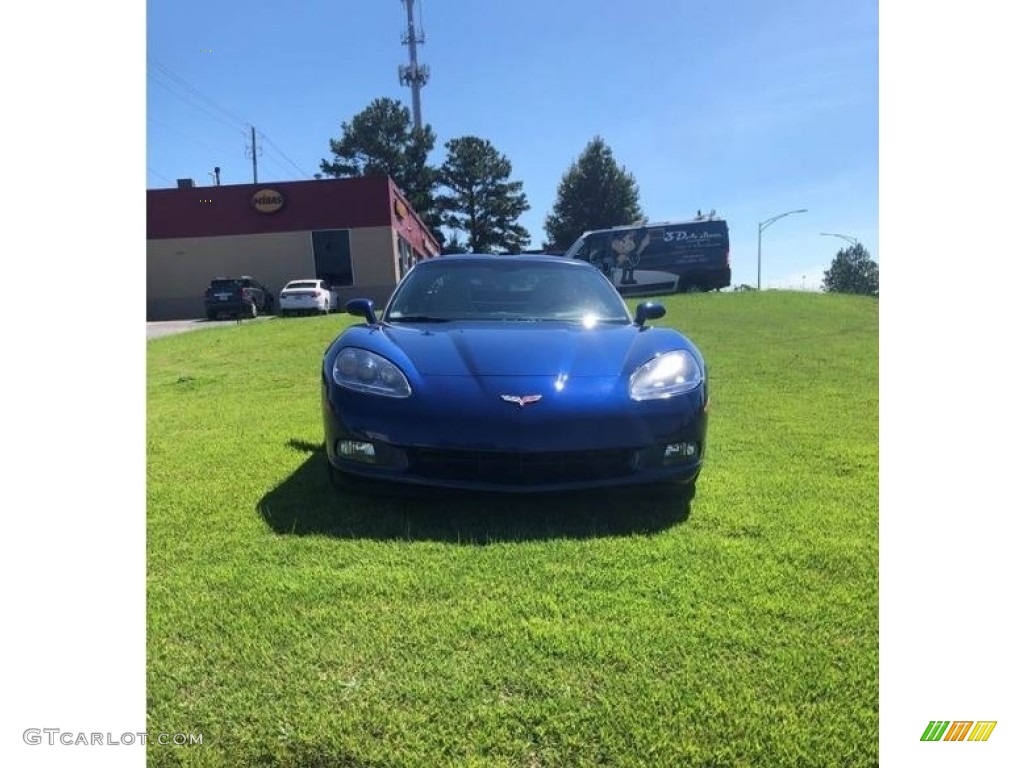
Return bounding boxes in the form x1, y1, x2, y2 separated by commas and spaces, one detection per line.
436, 136, 531, 254
823, 243, 879, 296
320, 97, 443, 244
543, 137, 644, 251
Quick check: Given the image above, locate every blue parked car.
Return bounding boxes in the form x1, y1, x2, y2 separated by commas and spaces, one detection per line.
322, 255, 708, 497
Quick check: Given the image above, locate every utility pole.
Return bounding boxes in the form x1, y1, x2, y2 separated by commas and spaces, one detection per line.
246, 125, 260, 184
397, 0, 430, 131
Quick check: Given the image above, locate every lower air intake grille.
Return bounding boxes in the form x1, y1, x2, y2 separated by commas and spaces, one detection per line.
404, 447, 636, 486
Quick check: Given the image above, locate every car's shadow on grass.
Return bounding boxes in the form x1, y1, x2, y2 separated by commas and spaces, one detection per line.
257, 440, 691, 543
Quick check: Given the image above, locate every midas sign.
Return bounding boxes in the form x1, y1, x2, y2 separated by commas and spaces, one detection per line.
251, 189, 285, 213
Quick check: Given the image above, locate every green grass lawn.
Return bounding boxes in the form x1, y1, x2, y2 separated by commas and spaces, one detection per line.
147, 290, 878, 767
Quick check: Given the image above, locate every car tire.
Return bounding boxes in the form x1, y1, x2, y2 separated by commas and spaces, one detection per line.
205, 310, 217, 321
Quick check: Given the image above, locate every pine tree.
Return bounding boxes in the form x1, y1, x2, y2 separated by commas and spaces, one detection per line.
543, 137, 643, 251
436, 136, 530, 254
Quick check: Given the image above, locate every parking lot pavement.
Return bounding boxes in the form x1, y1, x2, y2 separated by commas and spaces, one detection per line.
146, 316, 273, 340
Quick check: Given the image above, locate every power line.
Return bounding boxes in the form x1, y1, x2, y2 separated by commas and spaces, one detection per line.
147, 72, 250, 135
147, 115, 245, 158
147, 58, 315, 182
259, 131, 314, 178
147, 166, 174, 185
147, 57, 250, 131
258, 154, 305, 182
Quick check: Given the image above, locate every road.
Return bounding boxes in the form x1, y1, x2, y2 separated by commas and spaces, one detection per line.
146, 316, 274, 340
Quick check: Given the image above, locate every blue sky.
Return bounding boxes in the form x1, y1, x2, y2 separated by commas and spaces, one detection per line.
146, 0, 878, 289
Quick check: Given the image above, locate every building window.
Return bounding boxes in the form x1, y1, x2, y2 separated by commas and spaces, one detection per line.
397, 236, 415, 278
312, 230, 354, 286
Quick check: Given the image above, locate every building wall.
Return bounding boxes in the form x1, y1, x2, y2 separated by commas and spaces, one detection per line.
147, 232, 311, 320
147, 226, 403, 320
147, 177, 439, 320
389, 181, 440, 259
334, 227, 401, 310
147, 177, 393, 240
349, 227, 397, 284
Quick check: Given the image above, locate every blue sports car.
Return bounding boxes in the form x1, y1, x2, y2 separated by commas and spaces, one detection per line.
322, 255, 708, 496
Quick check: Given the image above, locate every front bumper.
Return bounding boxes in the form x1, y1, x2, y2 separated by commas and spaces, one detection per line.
322, 377, 707, 493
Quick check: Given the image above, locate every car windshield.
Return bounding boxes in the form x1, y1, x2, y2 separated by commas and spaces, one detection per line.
285, 281, 318, 290
385, 260, 631, 324
209, 279, 239, 291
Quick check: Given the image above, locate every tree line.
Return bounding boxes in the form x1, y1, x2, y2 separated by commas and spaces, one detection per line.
319, 97, 879, 297
318, 97, 641, 254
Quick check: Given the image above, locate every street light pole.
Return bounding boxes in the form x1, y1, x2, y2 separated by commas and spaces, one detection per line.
820, 232, 860, 247
757, 208, 807, 290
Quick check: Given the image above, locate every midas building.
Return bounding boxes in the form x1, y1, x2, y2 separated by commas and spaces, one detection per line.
146, 176, 440, 320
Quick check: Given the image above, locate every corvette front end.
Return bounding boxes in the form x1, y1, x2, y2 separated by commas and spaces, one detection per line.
321, 255, 710, 494
322, 351, 707, 492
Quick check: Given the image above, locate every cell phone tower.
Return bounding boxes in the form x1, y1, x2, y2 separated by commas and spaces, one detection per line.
397, 0, 430, 131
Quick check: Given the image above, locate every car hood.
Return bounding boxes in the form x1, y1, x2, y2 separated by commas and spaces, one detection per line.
381, 322, 640, 377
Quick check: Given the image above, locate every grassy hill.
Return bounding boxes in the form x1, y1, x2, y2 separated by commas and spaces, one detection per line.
147, 290, 878, 767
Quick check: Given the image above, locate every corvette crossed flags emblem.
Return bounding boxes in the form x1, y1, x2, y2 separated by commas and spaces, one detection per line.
500, 394, 543, 407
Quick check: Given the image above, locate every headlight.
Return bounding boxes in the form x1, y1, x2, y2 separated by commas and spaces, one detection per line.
629, 351, 702, 400
332, 348, 411, 398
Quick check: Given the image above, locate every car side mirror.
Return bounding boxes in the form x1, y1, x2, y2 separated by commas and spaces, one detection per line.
346, 298, 377, 325
634, 301, 666, 327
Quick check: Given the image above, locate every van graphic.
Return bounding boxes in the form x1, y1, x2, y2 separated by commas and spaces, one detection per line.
565, 217, 731, 295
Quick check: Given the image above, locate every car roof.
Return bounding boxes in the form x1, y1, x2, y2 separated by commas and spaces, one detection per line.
419, 254, 589, 267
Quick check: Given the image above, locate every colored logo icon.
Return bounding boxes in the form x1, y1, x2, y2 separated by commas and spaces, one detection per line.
920, 721, 997, 742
